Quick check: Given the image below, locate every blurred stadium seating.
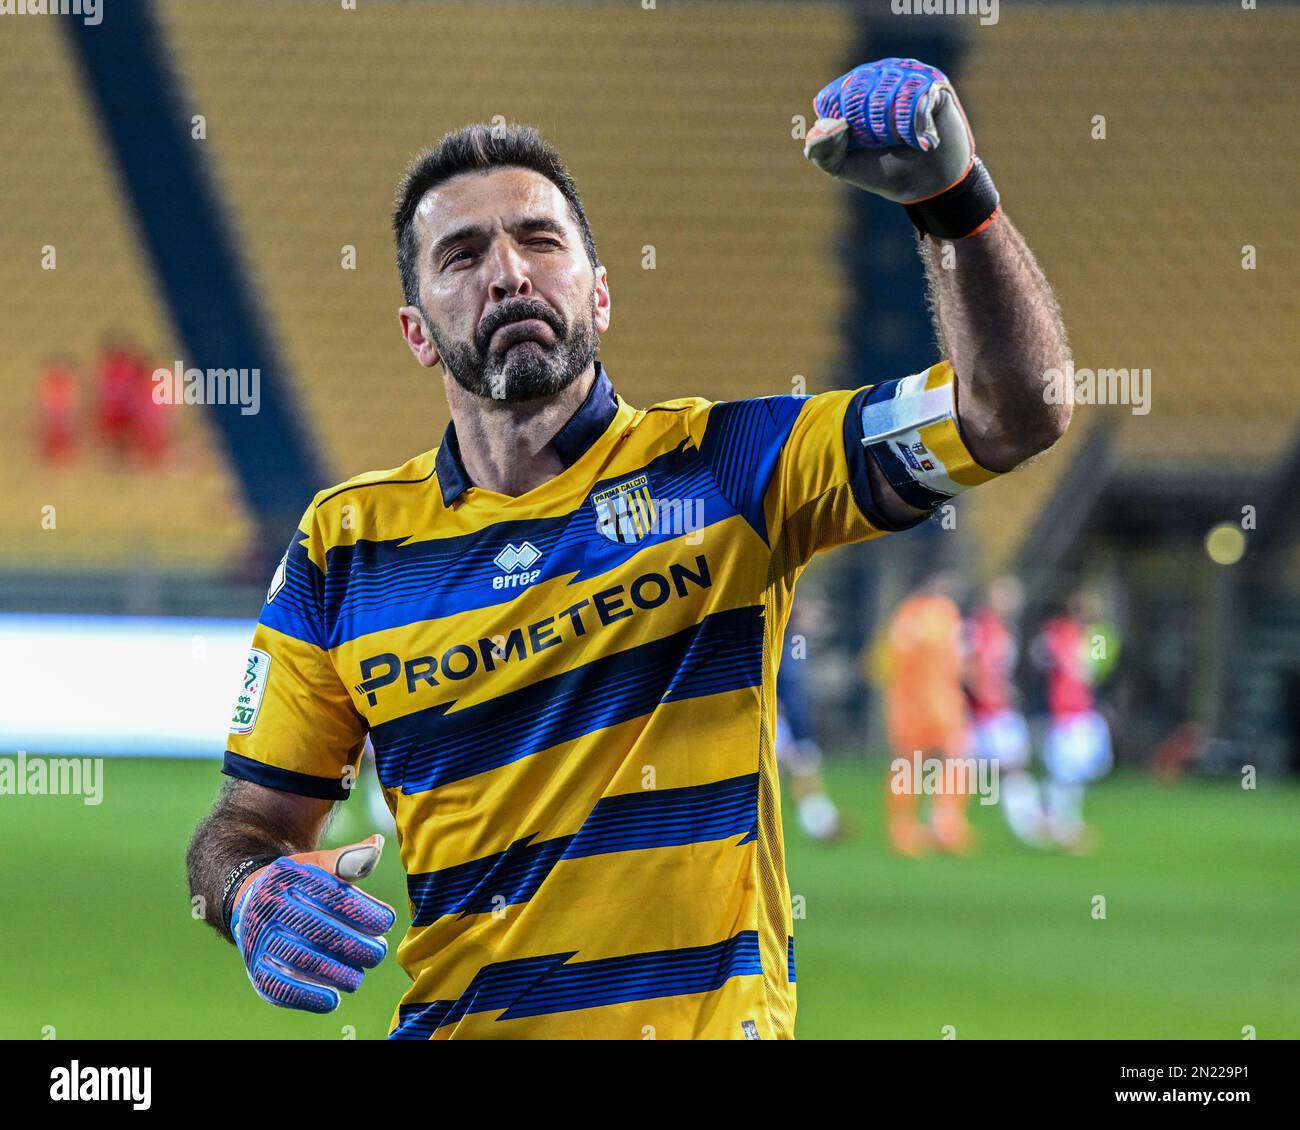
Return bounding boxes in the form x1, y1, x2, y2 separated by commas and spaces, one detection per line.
0, 15, 249, 572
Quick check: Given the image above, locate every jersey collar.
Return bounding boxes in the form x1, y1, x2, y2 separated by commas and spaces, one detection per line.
435, 360, 620, 507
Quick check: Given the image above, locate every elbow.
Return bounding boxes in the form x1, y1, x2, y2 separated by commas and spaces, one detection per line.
998, 395, 1071, 471
1038, 350, 1076, 450
1031, 393, 1073, 456
1032, 343, 1076, 452
962, 369, 1073, 473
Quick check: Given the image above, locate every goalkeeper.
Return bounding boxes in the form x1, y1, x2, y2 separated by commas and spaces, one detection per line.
187, 57, 1072, 1039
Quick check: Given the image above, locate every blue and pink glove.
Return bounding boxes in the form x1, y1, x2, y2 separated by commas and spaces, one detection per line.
227, 834, 396, 1013
804, 57, 1001, 239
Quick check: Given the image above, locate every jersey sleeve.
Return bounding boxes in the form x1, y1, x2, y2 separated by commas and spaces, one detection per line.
223, 499, 367, 800
693, 361, 1000, 568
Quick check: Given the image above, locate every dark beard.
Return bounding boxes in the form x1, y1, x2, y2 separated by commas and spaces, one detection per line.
431, 293, 598, 404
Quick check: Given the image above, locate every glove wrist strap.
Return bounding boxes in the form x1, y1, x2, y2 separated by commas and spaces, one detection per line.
221, 853, 279, 939
904, 157, 1001, 240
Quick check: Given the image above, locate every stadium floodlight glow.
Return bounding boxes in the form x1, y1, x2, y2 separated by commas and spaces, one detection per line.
1204, 523, 1247, 567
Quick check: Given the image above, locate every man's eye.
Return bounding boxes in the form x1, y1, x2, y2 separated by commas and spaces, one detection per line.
529, 239, 560, 249
447, 249, 474, 266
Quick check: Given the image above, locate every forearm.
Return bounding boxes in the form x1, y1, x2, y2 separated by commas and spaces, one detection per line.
185, 780, 328, 943
920, 216, 1072, 471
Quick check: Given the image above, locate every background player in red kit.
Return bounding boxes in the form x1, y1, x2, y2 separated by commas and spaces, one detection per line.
1032, 591, 1114, 853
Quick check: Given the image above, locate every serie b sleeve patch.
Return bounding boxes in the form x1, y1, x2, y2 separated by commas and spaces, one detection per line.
229, 648, 272, 736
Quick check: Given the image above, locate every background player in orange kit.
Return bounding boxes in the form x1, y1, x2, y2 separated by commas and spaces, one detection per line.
881, 572, 972, 857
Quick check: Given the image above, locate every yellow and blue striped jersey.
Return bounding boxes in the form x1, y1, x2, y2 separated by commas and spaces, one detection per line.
224, 358, 994, 1039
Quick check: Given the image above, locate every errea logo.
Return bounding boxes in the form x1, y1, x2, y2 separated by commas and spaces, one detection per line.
492, 541, 542, 590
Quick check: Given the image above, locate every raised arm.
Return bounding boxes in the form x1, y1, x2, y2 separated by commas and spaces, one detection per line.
804, 57, 1072, 525
919, 219, 1071, 473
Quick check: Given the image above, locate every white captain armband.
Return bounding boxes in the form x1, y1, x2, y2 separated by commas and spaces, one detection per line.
857, 361, 998, 512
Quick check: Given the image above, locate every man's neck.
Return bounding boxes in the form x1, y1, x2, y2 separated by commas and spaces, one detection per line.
442, 363, 597, 497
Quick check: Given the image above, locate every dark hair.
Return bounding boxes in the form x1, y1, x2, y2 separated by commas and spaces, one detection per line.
393, 123, 600, 309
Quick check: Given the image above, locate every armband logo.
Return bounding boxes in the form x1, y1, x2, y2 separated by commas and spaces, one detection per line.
230, 648, 272, 736
266, 552, 288, 604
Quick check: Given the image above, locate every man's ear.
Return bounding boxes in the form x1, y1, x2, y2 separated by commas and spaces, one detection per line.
399, 306, 441, 368
593, 266, 611, 335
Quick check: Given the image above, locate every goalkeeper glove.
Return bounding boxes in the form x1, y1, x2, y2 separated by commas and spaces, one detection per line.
226, 833, 396, 1014
804, 57, 1001, 239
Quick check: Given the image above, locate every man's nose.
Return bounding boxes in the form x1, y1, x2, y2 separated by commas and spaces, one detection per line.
486, 242, 533, 303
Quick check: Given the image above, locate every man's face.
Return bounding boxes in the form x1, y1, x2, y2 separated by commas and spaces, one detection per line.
399, 167, 610, 403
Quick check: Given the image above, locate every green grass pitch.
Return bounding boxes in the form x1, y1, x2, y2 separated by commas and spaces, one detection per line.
1, 755, 1294, 1039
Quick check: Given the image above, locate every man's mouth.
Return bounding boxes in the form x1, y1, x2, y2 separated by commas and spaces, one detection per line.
491, 318, 554, 349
